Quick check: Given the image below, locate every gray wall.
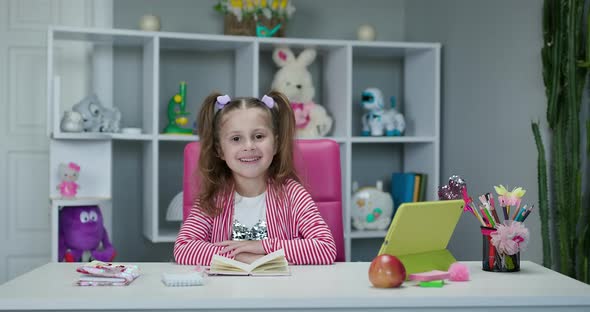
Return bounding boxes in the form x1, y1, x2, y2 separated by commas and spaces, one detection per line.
114, 0, 405, 40
113, 0, 546, 264
406, 0, 545, 264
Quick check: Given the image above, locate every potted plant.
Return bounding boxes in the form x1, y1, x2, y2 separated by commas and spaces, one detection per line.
214, 0, 296, 37
532, 0, 589, 283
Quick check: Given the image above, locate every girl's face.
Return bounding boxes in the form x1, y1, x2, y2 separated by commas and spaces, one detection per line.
217, 107, 276, 187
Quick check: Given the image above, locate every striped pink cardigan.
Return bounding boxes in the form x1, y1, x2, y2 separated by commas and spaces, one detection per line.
174, 179, 336, 265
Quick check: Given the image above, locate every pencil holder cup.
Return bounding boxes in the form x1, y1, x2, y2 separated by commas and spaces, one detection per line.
480, 226, 520, 272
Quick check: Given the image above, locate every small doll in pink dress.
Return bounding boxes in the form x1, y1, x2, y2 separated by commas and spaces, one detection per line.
57, 162, 80, 198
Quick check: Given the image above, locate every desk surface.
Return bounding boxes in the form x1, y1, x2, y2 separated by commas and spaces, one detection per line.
1, 261, 590, 311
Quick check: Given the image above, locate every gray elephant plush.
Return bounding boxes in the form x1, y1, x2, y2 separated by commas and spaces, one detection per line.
72, 94, 121, 133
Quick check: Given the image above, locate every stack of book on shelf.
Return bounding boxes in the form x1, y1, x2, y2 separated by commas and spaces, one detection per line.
391, 172, 428, 215
76, 261, 140, 286
208, 249, 290, 276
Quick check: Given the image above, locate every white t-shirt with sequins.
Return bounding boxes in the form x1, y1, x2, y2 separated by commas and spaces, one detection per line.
233, 192, 268, 240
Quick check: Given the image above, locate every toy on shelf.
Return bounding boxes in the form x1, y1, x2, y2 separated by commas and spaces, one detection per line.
271, 47, 333, 138
72, 94, 121, 133
360, 88, 405, 136
351, 180, 394, 231
163, 81, 193, 135
256, 23, 282, 37
60, 111, 84, 132
357, 24, 377, 41
139, 14, 161, 31
57, 162, 80, 198
58, 205, 116, 262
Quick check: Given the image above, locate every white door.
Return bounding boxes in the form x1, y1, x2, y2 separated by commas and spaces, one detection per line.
0, 0, 111, 284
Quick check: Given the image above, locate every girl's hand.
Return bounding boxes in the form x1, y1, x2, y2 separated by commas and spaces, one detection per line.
214, 240, 265, 257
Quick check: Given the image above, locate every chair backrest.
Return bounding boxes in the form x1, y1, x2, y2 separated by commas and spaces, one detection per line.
183, 139, 345, 261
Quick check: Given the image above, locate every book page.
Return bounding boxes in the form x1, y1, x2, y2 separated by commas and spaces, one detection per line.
249, 249, 286, 270
209, 249, 288, 275
210, 254, 252, 273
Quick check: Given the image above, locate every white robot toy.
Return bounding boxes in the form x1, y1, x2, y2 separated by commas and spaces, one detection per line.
361, 88, 405, 136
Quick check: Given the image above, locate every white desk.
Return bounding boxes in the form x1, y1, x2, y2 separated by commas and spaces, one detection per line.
1, 261, 589, 311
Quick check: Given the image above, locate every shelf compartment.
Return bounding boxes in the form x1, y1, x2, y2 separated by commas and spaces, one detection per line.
350, 238, 383, 262
48, 28, 157, 137
258, 42, 350, 138
351, 44, 439, 138
350, 143, 403, 197
50, 197, 112, 262
155, 141, 187, 242
158, 38, 256, 137
49, 140, 112, 199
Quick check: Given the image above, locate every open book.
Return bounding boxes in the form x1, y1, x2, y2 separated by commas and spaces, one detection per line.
209, 249, 290, 276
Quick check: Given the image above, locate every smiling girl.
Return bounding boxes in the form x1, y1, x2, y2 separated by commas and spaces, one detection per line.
173, 91, 336, 266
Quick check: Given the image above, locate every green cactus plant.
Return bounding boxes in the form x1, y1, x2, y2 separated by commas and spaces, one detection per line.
533, 0, 589, 283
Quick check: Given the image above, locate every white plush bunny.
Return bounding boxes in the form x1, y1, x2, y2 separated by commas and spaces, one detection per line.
271, 47, 333, 138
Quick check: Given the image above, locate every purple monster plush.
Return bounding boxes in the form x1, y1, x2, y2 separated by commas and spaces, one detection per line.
58, 205, 116, 262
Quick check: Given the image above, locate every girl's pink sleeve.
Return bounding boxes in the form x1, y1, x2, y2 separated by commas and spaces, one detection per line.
173, 200, 226, 265
262, 181, 337, 265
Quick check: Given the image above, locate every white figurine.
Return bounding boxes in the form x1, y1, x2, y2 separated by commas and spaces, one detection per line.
139, 14, 161, 31
361, 88, 405, 136
60, 111, 84, 132
357, 24, 376, 41
57, 162, 80, 198
72, 94, 121, 133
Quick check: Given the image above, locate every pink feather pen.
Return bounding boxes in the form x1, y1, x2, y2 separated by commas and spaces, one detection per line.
461, 187, 485, 226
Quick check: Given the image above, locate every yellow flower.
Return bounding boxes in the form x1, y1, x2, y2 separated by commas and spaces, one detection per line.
280, 0, 287, 9
511, 187, 526, 198
261, 0, 267, 7
494, 184, 509, 196
230, 0, 242, 8
494, 185, 526, 206
247, 0, 254, 9
272, 0, 279, 9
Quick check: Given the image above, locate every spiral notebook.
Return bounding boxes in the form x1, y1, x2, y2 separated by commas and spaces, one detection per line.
378, 200, 464, 276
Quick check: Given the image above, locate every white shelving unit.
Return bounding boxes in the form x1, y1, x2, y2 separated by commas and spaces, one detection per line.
47, 26, 440, 262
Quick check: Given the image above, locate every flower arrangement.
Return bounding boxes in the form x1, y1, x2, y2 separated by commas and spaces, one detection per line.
490, 221, 530, 256
214, 0, 296, 37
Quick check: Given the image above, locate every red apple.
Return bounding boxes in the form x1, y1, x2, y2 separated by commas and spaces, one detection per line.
368, 254, 406, 288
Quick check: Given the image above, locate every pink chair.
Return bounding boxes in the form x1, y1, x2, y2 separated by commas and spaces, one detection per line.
183, 139, 345, 262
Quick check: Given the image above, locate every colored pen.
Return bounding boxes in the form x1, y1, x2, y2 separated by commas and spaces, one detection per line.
471, 207, 486, 226
499, 196, 509, 221
481, 205, 496, 228
512, 204, 527, 221
520, 205, 534, 222
480, 194, 501, 225
462, 189, 487, 226
479, 206, 490, 226
488, 235, 495, 269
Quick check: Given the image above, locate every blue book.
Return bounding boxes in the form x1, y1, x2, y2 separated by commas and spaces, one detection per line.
391, 173, 416, 215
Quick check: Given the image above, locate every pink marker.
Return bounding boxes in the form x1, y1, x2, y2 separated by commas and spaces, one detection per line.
408, 270, 450, 282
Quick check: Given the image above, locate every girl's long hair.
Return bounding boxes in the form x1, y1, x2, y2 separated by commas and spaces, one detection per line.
195, 90, 298, 217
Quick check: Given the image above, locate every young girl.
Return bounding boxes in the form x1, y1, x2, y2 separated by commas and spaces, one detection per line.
174, 91, 336, 266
